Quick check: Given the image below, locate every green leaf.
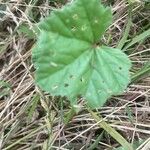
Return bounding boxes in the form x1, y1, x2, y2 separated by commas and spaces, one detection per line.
32, 0, 131, 108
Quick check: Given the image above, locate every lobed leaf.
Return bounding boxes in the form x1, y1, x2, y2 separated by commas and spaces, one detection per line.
32, 0, 131, 108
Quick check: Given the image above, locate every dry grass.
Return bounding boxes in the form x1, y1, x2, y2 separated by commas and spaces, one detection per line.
0, 0, 150, 149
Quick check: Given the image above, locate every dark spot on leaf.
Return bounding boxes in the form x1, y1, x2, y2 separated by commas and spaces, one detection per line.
119, 67, 122, 70
80, 77, 84, 82
69, 75, 74, 79
102, 81, 105, 83
64, 83, 69, 87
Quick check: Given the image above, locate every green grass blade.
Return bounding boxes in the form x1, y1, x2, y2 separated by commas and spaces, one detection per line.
114, 139, 145, 150
87, 131, 104, 150
0, 80, 11, 98
3, 125, 46, 150
27, 94, 40, 121
123, 28, 150, 50
88, 109, 133, 150
131, 61, 150, 83
117, 5, 132, 49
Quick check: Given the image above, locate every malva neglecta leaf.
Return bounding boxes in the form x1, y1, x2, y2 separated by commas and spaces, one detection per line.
32, 0, 131, 108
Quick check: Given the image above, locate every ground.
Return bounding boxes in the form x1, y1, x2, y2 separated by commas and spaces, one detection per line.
0, 0, 150, 150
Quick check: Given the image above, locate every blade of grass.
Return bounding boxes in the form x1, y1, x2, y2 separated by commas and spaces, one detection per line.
114, 139, 145, 150
88, 108, 133, 150
131, 61, 150, 83
0, 80, 11, 98
64, 106, 133, 149
0, 43, 9, 55
117, 4, 132, 49
2, 120, 20, 146
87, 131, 104, 150
17, 23, 37, 39
0, 128, 4, 149
64, 107, 77, 124
128, 0, 141, 3
27, 93, 40, 122
3, 125, 46, 150
123, 28, 150, 51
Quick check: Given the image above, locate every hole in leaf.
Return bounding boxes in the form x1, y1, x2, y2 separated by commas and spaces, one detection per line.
52, 85, 58, 90
50, 62, 58, 67
64, 83, 69, 87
